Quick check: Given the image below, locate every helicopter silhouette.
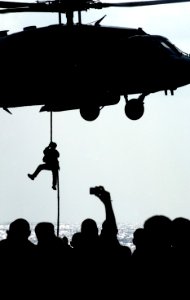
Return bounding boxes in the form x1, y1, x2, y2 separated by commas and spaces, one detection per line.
0, 0, 190, 121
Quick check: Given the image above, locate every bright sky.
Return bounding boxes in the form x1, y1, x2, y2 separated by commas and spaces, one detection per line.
0, 0, 190, 227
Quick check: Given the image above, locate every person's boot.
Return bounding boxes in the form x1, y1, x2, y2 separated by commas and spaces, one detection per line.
28, 174, 35, 180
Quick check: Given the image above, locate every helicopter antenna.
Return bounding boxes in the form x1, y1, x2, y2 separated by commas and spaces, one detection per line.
94, 14, 106, 26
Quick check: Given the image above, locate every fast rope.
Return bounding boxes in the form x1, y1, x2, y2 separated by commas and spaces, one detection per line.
50, 111, 60, 237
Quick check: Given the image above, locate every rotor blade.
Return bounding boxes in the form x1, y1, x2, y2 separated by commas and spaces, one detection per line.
0, 2, 57, 14
0, 7, 50, 14
0, 8, 37, 14
0, 0, 93, 14
0, 1, 32, 8
0, 0, 190, 14
0, 1, 94, 14
97, 0, 190, 9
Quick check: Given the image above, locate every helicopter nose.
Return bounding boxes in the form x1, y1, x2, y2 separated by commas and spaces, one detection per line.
171, 57, 190, 87
180, 57, 190, 83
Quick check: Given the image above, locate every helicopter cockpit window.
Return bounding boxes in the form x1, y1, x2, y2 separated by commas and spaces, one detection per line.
160, 39, 188, 57
160, 41, 180, 55
127, 35, 189, 60
160, 42, 171, 50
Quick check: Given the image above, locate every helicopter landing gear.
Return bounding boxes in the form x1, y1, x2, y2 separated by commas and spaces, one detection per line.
124, 93, 148, 120
80, 105, 100, 121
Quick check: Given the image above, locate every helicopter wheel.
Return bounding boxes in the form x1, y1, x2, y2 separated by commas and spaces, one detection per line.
80, 106, 100, 121
124, 99, 144, 120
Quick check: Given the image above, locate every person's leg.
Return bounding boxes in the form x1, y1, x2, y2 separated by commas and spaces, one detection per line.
28, 164, 49, 180
52, 168, 58, 190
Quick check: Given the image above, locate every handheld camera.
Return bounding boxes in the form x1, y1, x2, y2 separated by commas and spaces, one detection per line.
89, 186, 104, 196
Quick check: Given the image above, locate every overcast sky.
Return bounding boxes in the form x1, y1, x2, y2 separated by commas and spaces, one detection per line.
0, 0, 190, 227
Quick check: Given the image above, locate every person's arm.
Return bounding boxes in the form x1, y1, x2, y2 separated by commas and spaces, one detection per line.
56, 150, 60, 158
91, 186, 118, 235
43, 146, 49, 155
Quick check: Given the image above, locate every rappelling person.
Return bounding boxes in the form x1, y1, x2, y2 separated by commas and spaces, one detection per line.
28, 142, 60, 190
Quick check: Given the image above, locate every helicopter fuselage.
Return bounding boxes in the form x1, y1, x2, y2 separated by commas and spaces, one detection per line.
0, 23, 190, 119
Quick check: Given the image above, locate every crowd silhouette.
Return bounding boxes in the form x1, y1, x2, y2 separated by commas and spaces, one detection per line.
0, 186, 188, 298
